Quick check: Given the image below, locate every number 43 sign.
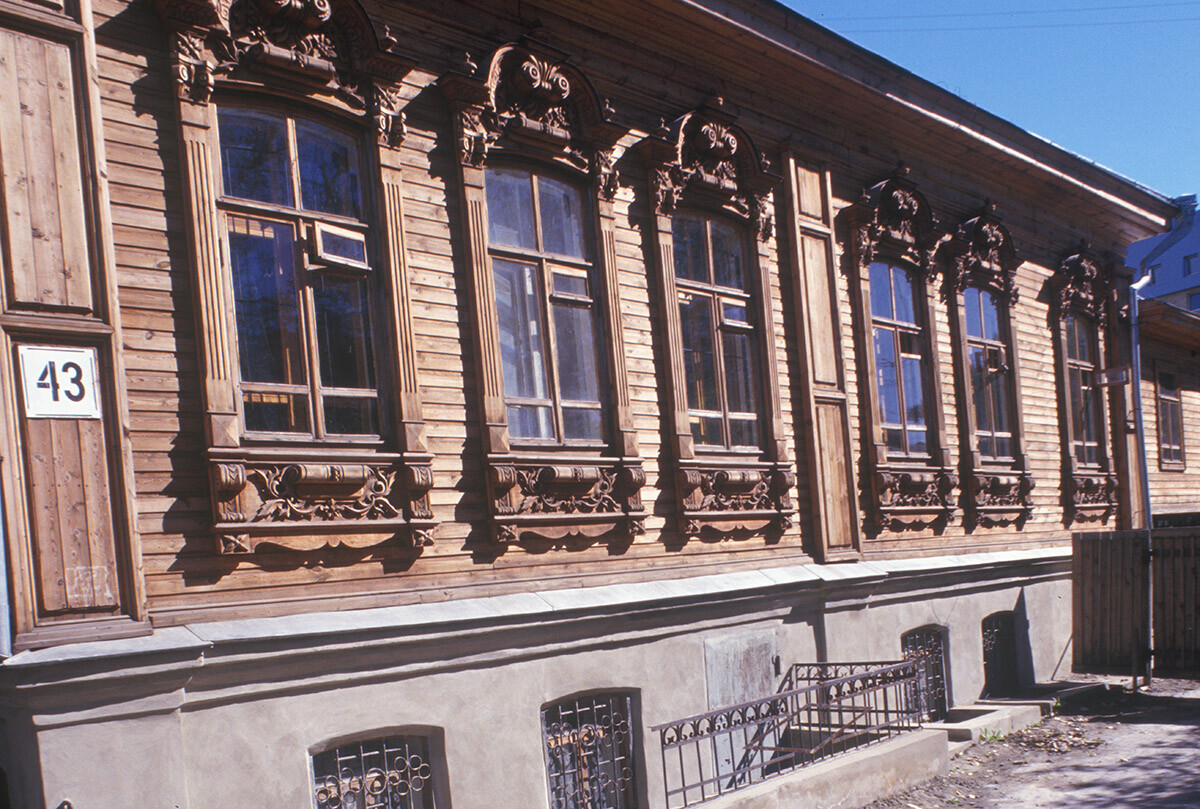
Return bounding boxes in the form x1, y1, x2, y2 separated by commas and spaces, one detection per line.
18, 346, 102, 419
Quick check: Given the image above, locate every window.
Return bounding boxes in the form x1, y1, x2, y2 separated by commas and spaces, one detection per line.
484, 167, 606, 444
963, 287, 1014, 460
1158, 365, 1184, 468
217, 107, 378, 438
869, 262, 931, 457
543, 693, 639, 809
1065, 314, 1102, 467
902, 626, 949, 722
1190, 291, 1200, 311
312, 735, 438, 809
1185, 255, 1197, 276
673, 214, 761, 449
1149, 264, 1161, 283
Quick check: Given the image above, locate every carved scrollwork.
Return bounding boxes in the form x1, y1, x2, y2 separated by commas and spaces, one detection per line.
246, 463, 400, 521
969, 472, 1034, 527
872, 467, 958, 530
1051, 242, 1112, 327
372, 82, 407, 148
638, 98, 780, 240
841, 163, 940, 277
678, 463, 795, 535
488, 460, 645, 544
942, 201, 1021, 304
1069, 474, 1118, 523
155, 0, 413, 110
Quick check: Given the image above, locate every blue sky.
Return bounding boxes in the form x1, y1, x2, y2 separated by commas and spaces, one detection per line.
781, 1, 1200, 200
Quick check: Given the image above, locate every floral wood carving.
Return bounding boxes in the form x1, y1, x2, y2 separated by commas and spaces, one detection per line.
439, 38, 623, 192
968, 472, 1035, 527
488, 461, 646, 543
676, 465, 796, 535
1051, 242, 1112, 327
872, 467, 958, 530
639, 99, 780, 241
155, 0, 413, 120
942, 201, 1021, 304
210, 459, 434, 553
842, 163, 941, 276
1069, 474, 1118, 524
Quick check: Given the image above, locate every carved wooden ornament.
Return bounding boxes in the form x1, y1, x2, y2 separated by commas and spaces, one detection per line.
1051, 241, 1113, 328
942, 201, 1021, 304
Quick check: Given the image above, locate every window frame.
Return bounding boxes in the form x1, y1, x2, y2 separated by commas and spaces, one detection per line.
160, 5, 436, 555
1156, 360, 1186, 470
637, 101, 794, 540
870, 261, 936, 460
214, 102, 382, 444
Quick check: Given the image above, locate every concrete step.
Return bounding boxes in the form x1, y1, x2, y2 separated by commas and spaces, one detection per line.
924, 703, 1044, 743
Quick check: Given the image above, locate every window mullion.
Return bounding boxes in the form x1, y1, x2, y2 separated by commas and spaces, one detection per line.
300, 260, 325, 439
540, 256, 565, 443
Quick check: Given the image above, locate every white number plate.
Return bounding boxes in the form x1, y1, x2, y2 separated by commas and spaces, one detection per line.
18, 346, 102, 419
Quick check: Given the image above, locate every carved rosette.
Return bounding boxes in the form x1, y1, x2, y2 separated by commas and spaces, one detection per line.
871, 467, 958, 531
638, 99, 780, 242
1069, 474, 1118, 524
1051, 243, 1113, 328
155, 0, 414, 122
210, 458, 435, 553
487, 460, 646, 543
676, 463, 796, 536
438, 38, 623, 191
941, 202, 1021, 304
968, 472, 1035, 527
841, 163, 941, 277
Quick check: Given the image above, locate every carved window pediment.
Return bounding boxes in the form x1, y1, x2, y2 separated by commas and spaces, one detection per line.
942, 201, 1021, 304
842, 164, 941, 277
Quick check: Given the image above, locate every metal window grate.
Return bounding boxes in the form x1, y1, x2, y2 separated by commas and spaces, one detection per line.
902, 626, 948, 722
312, 735, 437, 809
543, 693, 639, 809
982, 611, 1019, 698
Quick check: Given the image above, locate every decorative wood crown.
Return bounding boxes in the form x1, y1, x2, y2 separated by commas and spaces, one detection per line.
842, 163, 941, 275
942, 201, 1021, 304
639, 98, 780, 240
155, 0, 412, 143
1051, 241, 1112, 326
439, 38, 623, 195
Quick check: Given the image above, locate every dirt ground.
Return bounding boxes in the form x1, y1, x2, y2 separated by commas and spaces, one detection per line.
860, 679, 1200, 809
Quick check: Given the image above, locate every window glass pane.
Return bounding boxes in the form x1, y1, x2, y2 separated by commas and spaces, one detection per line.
323, 397, 378, 436
486, 168, 537, 250
892, 266, 917, 325
873, 327, 901, 426
691, 416, 723, 446
722, 302, 749, 325
319, 229, 368, 265
729, 417, 760, 448
969, 345, 990, 433
723, 330, 758, 418
243, 391, 308, 433
672, 215, 707, 283
901, 355, 926, 427
977, 434, 995, 459
508, 404, 553, 440
679, 293, 718, 413
994, 436, 1012, 459
227, 217, 305, 387
493, 259, 553, 435
218, 108, 292, 206
710, 220, 746, 290
884, 427, 904, 453
869, 262, 893, 319
553, 271, 589, 297
907, 427, 927, 455
563, 407, 604, 442
964, 287, 982, 339
991, 367, 1011, 437
296, 118, 362, 219
553, 303, 602, 406
980, 289, 1000, 342
313, 275, 376, 391
538, 175, 588, 259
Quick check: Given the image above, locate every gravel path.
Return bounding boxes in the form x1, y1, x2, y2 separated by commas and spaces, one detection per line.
859, 680, 1200, 809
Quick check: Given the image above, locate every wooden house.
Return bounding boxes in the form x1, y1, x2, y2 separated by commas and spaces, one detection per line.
0, 0, 1176, 806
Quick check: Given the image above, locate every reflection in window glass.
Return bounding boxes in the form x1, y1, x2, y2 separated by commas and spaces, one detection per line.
218, 108, 292, 206
538, 176, 588, 259
870, 263, 930, 456
486, 168, 537, 250
296, 118, 362, 219
494, 258, 553, 439
672, 215, 707, 283
964, 288, 1013, 460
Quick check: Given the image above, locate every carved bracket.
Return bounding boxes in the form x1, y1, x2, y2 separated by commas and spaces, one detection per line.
941, 201, 1021, 304
638, 98, 780, 241
1051, 242, 1113, 327
872, 466, 958, 531
676, 463, 795, 536
487, 458, 645, 544
210, 456, 434, 553
968, 472, 1035, 527
438, 37, 623, 192
1069, 473, 1118, 524
841, 163, 941, 277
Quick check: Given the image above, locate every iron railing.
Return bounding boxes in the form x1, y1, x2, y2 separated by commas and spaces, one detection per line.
652, 660, 921, 808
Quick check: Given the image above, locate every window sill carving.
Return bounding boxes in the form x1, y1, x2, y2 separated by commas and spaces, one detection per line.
489, 457, 646, 543
871, 464, 957, 531
677, 461, 795, 536
968, 471, 1034, 527
1069, 473, 1118, 524
211, 451, 435, 554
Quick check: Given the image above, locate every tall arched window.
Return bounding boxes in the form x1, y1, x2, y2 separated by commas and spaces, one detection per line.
943, 206, 1033, 528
